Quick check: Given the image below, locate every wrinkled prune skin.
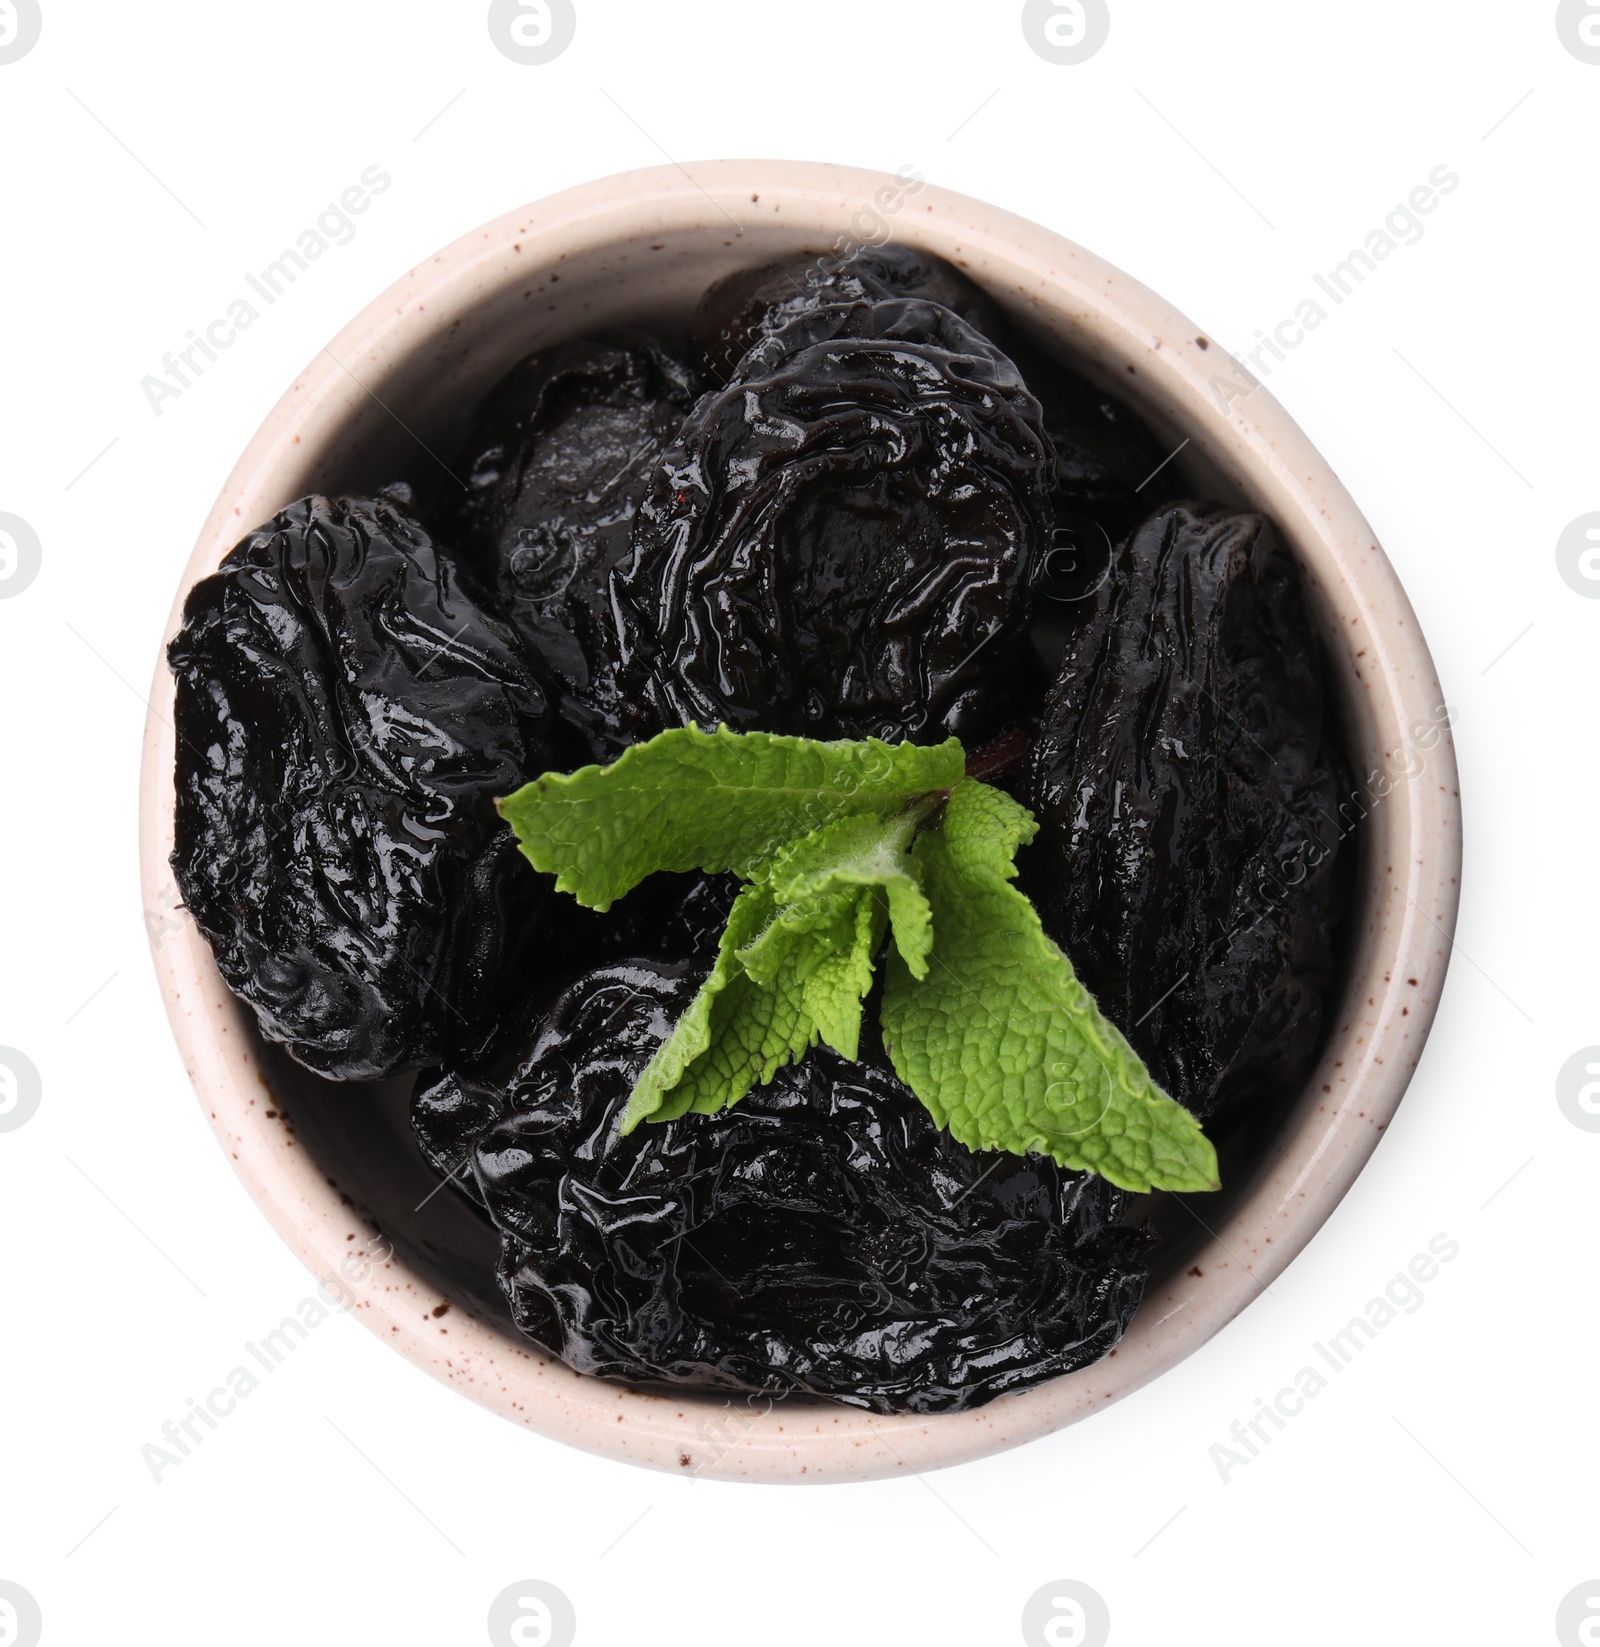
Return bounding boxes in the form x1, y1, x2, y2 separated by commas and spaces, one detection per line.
1025, 502, 1351, 1118
413, 961, 1146, 1413
169, 495, 560, 1080
688, 244, 1005, 383
613, 297, 1056, 747
446, 336, 700, 761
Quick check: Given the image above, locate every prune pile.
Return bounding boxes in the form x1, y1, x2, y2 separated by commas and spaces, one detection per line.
169, 238, 1352, 1413
414, 960, 1145, 1413
1025, 503, 1350, 1119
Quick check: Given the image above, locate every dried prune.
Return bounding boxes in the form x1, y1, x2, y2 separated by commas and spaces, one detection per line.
446, 335, 700, 761
691, 245, 1168, 553
1025, 501, 1350, 1118
413, 960, 1146, 1413
687, 243, 1005, 383
612, 297, 1056, 747
169, 494, 560, 1080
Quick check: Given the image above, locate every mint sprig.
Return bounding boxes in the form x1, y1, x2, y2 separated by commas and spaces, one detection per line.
500, 728, 1218, 1196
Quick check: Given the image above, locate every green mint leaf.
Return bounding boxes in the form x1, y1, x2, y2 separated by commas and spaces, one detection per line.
653, 909, 818, 1123
758, 809, 934, 979
624, 879, 825, 1127
499, 725, 964, 911
624, 879, 875, 1129
625, 802, 939, 1128
736, 806, 933, 1059
880, 780, 1220, 1196
622, 879, 775, 1130
793, 885, 884, 1060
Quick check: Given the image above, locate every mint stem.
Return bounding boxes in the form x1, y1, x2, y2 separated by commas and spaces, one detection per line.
964, 729, 1032, 784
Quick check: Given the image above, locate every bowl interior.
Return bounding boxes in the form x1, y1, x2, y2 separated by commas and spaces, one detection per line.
246, 224, 1374, 1373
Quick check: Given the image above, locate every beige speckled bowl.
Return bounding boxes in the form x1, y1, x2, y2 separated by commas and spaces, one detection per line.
138, 160, 1461, 1482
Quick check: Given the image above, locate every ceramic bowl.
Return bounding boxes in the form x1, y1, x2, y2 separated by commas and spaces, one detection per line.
138, 160, 1461, 1482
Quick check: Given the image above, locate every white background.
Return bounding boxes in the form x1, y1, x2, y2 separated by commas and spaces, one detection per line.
1, 2, 1595, 1643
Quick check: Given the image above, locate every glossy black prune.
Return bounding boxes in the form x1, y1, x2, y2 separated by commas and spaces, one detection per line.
446, 335, 700, 761
613, 297, 1056, 747
169, 494, 560, 1080
687, 243, 1006, 383
690, 245, 1168, 552
1025, 501, 1351, 1118
413, 961, 1146, 1413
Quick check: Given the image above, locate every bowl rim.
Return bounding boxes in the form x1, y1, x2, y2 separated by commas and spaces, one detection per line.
138, 158, 1462, 1483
